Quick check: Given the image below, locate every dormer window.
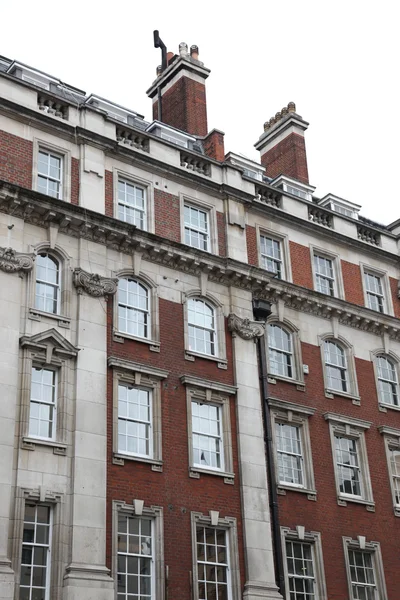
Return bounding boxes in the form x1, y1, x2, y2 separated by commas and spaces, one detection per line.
270, 175, 315, 202
85, 95, 139, 125
319, 194, 361, 220
146, 122, 194, 149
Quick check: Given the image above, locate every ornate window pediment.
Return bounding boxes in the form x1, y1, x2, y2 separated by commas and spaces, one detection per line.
20, 328, 79, 360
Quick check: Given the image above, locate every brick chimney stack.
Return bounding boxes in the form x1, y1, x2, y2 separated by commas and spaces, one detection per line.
146, 42, 210, 137
255, 102, 310, 184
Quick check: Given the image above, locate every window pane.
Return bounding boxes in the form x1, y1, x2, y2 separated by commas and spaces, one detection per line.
335, 436, 362, 496
184, 205, 209, 251
118, 385, 152, 458
276, 423, 304, 486
286, 541, 316, 600
192, 400, 223, 470
118, 279, 150, 338
187, 299, 217, 356
268, 325, 293, 379
21, 505, 50, 600
196, 526, 229, 600
117, 516, 153, 600
324, 341, 348, 392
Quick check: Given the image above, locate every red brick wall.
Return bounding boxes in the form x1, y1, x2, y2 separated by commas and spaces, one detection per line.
342, 260, 364, 305
105, 170, 113, 217
154, 189, 181, 242
204, 130, 225, 162
106, 298, 245, 598
0, 130, 33, 188
153, 76, 208, 137
261, 133, 309, 184
217, 211, 227, 256
389, 277, 400, 318
289, 241, 313, 289
246, 225, 258, 266
70, 157, 80, 205
272, 342, 400, 600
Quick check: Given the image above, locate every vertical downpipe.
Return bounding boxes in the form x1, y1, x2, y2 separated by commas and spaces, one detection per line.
253, 299, 286, 598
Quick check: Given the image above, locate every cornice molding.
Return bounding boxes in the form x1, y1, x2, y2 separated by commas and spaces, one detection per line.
2, 181, 400, 342
0, 245, 35, 273
73, 267, 118, 297
228, 313, 265, 340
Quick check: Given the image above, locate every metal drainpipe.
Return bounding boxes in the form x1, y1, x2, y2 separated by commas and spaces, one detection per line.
253, 298, 286, 598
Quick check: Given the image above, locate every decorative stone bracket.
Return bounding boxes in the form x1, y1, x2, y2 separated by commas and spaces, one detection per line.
0, 246, 35, 273
73, 268, 118, 297
228, 313, 265, 340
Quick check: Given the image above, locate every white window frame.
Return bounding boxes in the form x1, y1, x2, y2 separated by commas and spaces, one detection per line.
182, 376, 236, 483
324, 412, 374, 509
28, 243, 72, 328
33, 138, 71, 203
191, 511, 241, 600
113, 168, 154, 233
12, 487, 64, 600
183, 291, 227, 368
281, 527, 327, 600
266, 319, 304, 386
256, 226, 292, 282
20, 502, 53, 600
180, 194, 219, 255
379, 426, 400, 517
114, 272, 160, 351
361, 263, 393, 316
372, 351, 400, 411
343, 537, 388, 600
310, 246, 344, 299
188, 297, 218, 357
37, 148, 63, 199
29, 367, 57, 442
269, 399, 316, 500
112, 499, 164, 600
319, 335, 359, 403
109, 357, 168, 470
117, 383, 153, 460
34, 253, 61, 316
19, 329, 79, 455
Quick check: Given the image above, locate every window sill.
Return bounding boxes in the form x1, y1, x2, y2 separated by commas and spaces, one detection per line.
113, 331, 160, 352
277, 484, 316, 501
393, 505, 400, 517
325, 388, 360, 405
337, 495, 375, 511
189, 466, 234, 485
378, 402, 400, 413
29, 308, 70, 329
185, 350, 227, 370
21, 436, 67, 455
268, 374, 305, 391
113, 452, 163, 472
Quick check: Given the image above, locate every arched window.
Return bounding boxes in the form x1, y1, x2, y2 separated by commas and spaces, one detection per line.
35, 253, 60, 314
376, 355, 399, 406
324, 340, 348, 392
268, 324, 293, 378
188, 298, 217, 356
118, 278, 150, 339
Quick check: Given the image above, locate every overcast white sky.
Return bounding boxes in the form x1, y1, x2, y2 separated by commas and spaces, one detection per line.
2, 1, 398, 224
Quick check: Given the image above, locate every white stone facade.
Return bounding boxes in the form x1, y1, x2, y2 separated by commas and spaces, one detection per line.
0, 54, 399, 600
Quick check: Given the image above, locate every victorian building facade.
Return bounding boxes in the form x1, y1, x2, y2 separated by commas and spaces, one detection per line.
0, 40, 399, 600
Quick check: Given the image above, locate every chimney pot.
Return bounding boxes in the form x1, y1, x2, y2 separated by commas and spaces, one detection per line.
190, 45, 199, 60
179, 42, 189, 56
288, 101, 296, 113
156, 65, 162, 76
